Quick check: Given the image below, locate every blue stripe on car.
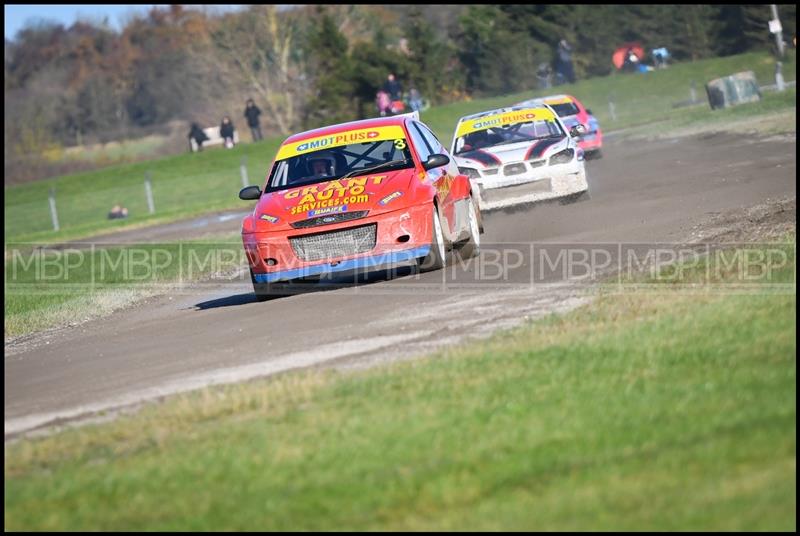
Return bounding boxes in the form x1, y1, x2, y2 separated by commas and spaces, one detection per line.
254, 246, 431, 283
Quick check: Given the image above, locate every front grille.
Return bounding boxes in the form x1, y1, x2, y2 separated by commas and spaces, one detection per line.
503, 163, 527, 176
528, 159, 546, 168
291, 210, 369, 229
290, 224, 377, 262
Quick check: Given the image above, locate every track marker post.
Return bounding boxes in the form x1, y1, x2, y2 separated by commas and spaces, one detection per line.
49, 187, 60, 231
608, 93, 617, 122
240, 156, 249, 188
145, 171, 155, 214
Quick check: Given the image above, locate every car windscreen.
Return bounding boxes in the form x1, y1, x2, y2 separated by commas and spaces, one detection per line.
547, 102, 580, 117
266, 127, 413, 192
453, 110, 565, 155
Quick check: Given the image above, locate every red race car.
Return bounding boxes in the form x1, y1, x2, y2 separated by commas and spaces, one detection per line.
517, 94, 603, 158
239, 112, 483, 299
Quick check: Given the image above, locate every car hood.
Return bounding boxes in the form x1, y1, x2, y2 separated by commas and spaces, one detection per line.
243, 168, 416, 233
454, 137, 569, 168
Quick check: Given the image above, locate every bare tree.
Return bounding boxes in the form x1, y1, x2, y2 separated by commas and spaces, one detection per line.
208, 6, 306, 135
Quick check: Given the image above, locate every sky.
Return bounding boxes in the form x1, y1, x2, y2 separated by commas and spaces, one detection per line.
4, 4, 243, 41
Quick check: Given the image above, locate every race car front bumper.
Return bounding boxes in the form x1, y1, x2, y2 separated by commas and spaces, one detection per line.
472, 159, 588, 210
243, 203, 434, 283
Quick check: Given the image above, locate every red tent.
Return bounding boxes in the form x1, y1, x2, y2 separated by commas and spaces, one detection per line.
612, 43, 644, 70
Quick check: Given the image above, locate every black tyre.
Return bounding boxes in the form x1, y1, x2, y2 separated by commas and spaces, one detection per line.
250, 268, 289, 301
418, 204, 447, 272
585, 149, 603, 160
457, 196, 481, 260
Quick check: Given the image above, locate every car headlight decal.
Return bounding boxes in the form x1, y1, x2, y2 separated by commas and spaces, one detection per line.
458, 167, 481, 180
548, 148, 574, 166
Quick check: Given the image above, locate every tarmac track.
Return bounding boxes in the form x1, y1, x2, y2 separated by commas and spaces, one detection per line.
4, 131, 796, 437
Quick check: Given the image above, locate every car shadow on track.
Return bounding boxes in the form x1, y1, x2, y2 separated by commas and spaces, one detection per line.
194, 264, 420, 310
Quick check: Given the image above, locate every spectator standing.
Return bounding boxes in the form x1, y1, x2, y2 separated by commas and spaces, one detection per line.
383, 73, 402, 102
652, 47, 669, 69
408, 87, 423, 112
220, 116, 236, 149
536, 62, 552, 89
555, 39, 576, 84
188, 122, 209, 152
244, 99, 263, 142
376, 89, 391, 117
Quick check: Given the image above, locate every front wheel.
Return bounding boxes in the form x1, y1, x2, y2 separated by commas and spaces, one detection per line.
457, 197, 481, 260
418, 204, 447, 272
250, 268, 290, 301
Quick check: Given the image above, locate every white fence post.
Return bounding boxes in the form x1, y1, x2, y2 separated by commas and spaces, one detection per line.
49, 187, 60, 232
608, 94, 617, 122
690, 80, 697, 103
240, 156, 249, 188
145, 171, 155, 214
776, 61, 785, 92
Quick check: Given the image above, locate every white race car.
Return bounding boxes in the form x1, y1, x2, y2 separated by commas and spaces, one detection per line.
450, 104, 589, 210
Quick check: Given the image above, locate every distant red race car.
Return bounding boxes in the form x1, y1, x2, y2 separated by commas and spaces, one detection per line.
239, 113, 482, 299
517, 94, 603, 158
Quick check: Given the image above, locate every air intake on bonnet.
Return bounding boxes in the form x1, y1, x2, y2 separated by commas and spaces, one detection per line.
290, 224, 377, 262
503, 163, 527, 176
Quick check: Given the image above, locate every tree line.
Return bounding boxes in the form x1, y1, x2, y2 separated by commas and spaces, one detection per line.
4, 4, 795, 182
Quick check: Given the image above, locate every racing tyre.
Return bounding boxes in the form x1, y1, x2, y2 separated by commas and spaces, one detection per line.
458, 196, 481, 260
419, 204, 447, 272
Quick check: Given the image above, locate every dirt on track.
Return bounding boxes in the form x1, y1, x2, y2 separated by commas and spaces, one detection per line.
4, 131, 796, 438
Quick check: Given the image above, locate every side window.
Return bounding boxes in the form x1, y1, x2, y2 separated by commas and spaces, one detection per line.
414, 122, 445, 155
407, 121, 433, 163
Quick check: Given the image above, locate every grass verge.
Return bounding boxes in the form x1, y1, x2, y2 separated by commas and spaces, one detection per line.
4, 238, 795, 530
4, 233, 242, 339
4, 50, 796, 245
618, 87, 796, 140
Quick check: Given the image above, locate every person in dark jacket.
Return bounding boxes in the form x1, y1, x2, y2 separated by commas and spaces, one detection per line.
244, 99, 263, 141
554, 39, 575, 84
220, 116, 236, 149
383, 73, 402, 102
188, 122, 210, 152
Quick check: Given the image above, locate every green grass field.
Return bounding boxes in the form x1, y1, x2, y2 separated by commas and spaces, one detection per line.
4, 51, 796, 245
4, 234, 242, 338
4, 239, 795, 531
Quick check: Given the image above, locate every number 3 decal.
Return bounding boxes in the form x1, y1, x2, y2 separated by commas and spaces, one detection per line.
394, 139, 407, 150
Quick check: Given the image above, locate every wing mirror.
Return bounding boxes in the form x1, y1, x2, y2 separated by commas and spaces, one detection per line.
423, 153, 450, 170
570, 125, 586, 138
239, 185, 262, 200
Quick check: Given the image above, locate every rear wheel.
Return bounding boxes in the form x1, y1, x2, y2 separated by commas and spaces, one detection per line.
458, 196, 481, 260
418, 204, 447, 272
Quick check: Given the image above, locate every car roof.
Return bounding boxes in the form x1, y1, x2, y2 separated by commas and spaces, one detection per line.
457, 103, 554, 123
282, 116, 412, 145
520, 94, 579, 105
